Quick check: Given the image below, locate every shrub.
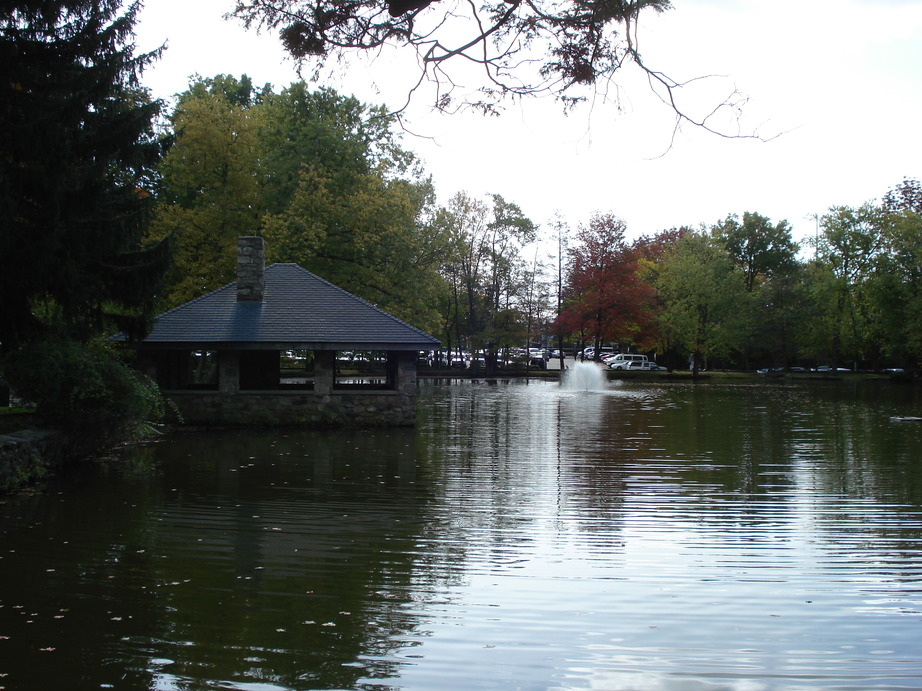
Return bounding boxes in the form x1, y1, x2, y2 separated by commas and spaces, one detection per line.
3, 338, 170, 453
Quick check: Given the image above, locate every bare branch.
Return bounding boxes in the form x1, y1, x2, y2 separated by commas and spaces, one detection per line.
231, 0, 765, 139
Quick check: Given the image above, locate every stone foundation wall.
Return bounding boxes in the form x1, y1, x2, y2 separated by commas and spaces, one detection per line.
148, 348, 421, 427
167, 390, 418, 427
0, 429, 68, 492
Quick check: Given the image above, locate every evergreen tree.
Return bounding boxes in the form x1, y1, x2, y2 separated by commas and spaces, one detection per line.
0, 0, 170, 352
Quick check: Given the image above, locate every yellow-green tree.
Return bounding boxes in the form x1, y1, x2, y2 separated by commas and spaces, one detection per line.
147, 75, 265, 305
149, 76, 448, 334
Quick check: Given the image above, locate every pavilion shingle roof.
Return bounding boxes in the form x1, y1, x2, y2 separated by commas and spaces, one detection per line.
139, 263, 440, 351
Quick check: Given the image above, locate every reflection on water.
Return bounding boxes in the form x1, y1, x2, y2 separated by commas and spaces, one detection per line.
1, 380, 922, 689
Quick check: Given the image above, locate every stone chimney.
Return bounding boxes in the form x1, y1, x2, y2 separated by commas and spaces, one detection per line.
236, 236, 265, 301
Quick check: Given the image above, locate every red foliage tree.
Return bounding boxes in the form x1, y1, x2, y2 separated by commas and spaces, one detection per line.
557, 213, 657, 356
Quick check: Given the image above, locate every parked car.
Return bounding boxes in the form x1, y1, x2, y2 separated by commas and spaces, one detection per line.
621, 360, 666, 371
583, 347, 614, 360
607, 353, 649, 370
528, 348, 550, 361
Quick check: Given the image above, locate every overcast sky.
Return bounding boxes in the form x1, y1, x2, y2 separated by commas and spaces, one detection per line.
135, 0, 922, 247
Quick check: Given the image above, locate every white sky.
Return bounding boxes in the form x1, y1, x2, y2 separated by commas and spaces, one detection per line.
134, 0, 922, 246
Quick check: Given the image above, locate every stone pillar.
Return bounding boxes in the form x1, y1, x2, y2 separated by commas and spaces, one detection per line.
395, 351, 417, 394
219, 351, 240, 394
236, 236, 265, 301
314, 350, 335, 395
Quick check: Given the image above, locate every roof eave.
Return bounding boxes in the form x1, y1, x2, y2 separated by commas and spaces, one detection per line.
136, 341, 440, 351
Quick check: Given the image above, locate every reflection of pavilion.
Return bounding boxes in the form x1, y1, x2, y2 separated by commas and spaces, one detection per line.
133, 237, 439, 426
144, 427, 446, 689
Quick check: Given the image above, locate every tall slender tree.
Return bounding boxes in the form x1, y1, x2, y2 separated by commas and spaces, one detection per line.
0, 0, 170, 350
815, 204, 885, 368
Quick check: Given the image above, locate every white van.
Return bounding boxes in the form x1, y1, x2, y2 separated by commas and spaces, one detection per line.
606, 353, 648, 370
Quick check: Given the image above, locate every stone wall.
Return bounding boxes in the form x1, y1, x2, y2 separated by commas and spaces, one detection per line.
0, 429, 68, 492
168, 390, 418, 427
151, 349, 421, 427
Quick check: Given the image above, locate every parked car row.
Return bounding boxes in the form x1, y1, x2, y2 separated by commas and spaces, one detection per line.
589, 351, 668, 371
419, 347, 561, 369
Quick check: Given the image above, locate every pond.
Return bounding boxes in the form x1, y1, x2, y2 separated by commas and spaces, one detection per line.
2, 375, 922, 690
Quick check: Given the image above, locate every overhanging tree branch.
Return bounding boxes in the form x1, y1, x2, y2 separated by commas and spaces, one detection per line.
231, 0, 766, 138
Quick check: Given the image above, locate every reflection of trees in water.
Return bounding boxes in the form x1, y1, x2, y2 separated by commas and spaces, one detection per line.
3, 381, 922, 688
419, 379, 922, 582
125, 427, 446, 690
419, 380, 629, 549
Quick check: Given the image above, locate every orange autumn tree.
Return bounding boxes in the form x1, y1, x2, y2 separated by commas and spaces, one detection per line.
557, 213, 656, 358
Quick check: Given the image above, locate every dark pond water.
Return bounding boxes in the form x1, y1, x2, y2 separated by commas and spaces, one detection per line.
2, 374, 922, 690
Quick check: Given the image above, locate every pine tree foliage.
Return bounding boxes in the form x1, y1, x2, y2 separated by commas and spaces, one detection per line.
0, 0, 170, 351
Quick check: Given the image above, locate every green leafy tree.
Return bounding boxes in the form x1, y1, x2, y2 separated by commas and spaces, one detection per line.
712, 212, 797, 293
152, 77, 446, 331
148, 75, 265, 304
867, 182, 922, 366
265, 165, 444, 329
259, 85, 442, 327
257, 84, 413, 222
435, 192, 536, 371
710, 211, 798, 368
654, 231, 748, 376
1, 0, 170, 350
815, 204, 885, 368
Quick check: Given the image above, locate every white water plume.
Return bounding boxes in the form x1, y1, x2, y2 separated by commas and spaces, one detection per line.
560, 361, 608, 391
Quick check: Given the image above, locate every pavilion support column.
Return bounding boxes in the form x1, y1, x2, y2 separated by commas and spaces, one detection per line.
219, 351, 240, 394
390, 352, 417, 394
314, 350, 335, 395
